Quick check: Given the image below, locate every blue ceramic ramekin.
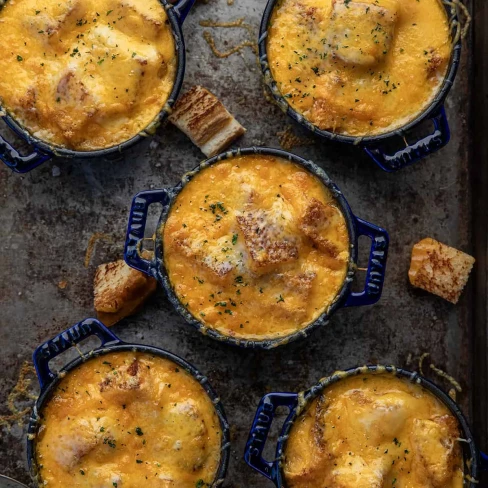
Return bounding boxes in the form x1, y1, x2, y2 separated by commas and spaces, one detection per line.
123, 146, 389, 349
0, 0, 195, 173
258, 0, 463, 172
26, 318, 230, 486
245, 365, 488, 486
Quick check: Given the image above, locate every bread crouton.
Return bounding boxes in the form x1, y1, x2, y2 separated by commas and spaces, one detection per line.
329, 0, 398, 66
411, 415, 461, 486
236, 209, 298, 271
94, 259, 157, 326
169, 85, 246, 157
299, 198, 340, 257
171, 229, 237, 278
280, 271, 316, 298
408, 238, 475, 304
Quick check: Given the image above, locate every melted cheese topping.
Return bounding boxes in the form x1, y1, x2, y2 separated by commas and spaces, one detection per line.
0, 0, 176, 150
35, 352, 222, 487
163, 155, 350, 340
284, 373, 464, 488
267, 0, 452, 136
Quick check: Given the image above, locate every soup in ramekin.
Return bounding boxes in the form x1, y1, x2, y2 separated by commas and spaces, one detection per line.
34, 351, 222, 487
284, 372, 464, 487
0, 0, 176, 150
163, 154, 350, 341
267, 0, 452, 137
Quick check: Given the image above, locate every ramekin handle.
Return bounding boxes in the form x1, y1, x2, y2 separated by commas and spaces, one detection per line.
32, 318, 122, 391
481, 451, 488, 471
124, 188, 169, 276
174, 0, 196, 23
344, 217, 389, 307
0, 132, 51, 173
244, 392, 299, 484
364, 106, 450, 172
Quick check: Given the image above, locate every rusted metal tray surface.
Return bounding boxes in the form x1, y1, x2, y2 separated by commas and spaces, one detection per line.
0, 0, 486, 485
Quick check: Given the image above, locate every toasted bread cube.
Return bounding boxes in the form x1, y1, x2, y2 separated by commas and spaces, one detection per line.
171, 229, 237, 278
409, 238, 475, 304
94, 259, 157, 326
329, 0, 398, 66
411, 415, 461, 486
299, 198, 340, 257
169, 85, 246, 157
236, 209, 298, 271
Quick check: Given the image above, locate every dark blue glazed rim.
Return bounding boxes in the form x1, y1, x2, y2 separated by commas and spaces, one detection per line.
124, 146, 389, 349
245, 365, 488, 487
259, 0, 463, 172
0, 0, 195, 174
26, 318, 231, 487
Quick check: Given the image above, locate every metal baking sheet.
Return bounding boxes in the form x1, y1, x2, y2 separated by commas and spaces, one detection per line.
0, 0, 485, 485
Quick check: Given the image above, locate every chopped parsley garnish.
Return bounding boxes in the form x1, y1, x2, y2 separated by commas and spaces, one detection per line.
103, 438, 116, 448
277, 295, 285, 303
232, 233, 238, 245
135, 427, 144, 436
16, 55, 23, 62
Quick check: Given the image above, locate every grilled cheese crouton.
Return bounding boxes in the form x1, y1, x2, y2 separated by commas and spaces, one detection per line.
329, 0, 398, 67
411, 416, 462, 488
169, 85, 246, 157
299, 198, 341, 257
236, 208, 299, 272
409, 238, 475, 304
94, 259, 157, 326
171, 229, 244, 280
